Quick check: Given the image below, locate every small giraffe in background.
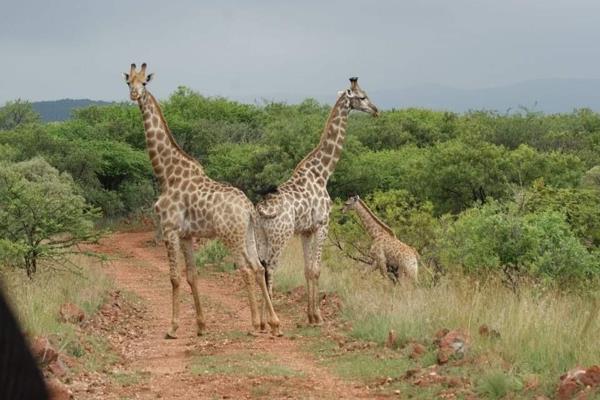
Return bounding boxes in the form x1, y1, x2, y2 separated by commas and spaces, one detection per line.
343, 195, 419, 283
123, 63, 281, 338
256, 78, 379, 326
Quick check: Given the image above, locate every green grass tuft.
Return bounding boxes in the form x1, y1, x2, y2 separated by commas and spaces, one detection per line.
476, 370, 523, 399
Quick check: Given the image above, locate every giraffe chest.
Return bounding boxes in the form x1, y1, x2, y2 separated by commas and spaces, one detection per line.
287, 192, 331, 233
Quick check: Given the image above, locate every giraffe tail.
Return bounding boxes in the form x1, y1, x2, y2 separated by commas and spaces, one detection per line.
256, 194, 283, 219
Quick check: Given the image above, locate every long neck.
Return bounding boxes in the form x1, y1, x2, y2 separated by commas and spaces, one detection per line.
293, 94, 350, 183
353, 199, 396, 239
138, 92, 203, 188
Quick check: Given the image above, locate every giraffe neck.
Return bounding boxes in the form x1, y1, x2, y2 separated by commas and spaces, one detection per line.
293, 94, 350, 183
353, 199, 396, 239
137, 92, 203, 189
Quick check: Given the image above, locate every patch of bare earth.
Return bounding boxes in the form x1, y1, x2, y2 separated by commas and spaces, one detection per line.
75, 231, 379, 399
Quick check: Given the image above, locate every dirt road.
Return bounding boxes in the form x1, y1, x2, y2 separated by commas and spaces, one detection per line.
79, 230, 378, 399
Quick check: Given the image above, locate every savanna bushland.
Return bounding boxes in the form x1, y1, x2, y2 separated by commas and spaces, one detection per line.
0, 88, 599, 399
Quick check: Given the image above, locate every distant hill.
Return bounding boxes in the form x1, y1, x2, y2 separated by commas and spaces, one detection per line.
32, 99, 113, 122
369, 78, 600, 113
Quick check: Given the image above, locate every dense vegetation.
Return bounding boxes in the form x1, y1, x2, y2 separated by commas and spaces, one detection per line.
0, 87, 599, 288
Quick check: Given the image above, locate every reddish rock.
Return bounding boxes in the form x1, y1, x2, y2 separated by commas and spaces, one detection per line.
386, 329, 398, 349
436, 330, 469, 364
434, 328, 450, 340
409, 343, 427, 359
30, 336, 58, 366
558, 379, 580, 400
46, 378, 72, 400
478, 324, 489, 337
59, 303, 85, 324
579, 365, 600, 387
48, 359, 69, 378
478, 324, 500, 338
557, 366, 600, 400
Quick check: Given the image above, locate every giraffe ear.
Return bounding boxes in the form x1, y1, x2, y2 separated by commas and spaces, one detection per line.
122, 73, 129, 82
146, 73, 154, 83
346, 89, 356, 98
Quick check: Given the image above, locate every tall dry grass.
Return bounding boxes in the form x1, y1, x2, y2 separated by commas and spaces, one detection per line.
275, 238, 600, 390
0, 255, 111, 351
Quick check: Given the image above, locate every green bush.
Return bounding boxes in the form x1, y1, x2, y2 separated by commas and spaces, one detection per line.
0, 158, 101, 276
439, 200, 599, 286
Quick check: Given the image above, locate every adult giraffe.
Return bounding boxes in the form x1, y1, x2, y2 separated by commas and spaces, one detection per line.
257, 77, 379, 326
123, 63, 281, 338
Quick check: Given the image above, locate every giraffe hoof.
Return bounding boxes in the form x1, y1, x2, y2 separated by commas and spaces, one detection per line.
165, 331, 178, 340
260, 322, 268, 332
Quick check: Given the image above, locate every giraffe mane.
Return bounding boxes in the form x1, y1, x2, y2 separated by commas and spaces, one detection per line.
147, 93, 204, 172
292, 93, 347, 175
357, 198, 396, 238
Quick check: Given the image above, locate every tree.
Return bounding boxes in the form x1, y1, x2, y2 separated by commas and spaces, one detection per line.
0, 100, 40, 130
0, 158, 101, 277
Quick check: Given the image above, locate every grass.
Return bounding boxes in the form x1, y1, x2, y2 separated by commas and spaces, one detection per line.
1, 255, 111, 337
111, 370, 150, 387
476, 370, 523, 399
310, 340, 411, 381
190, 351, 302, 377
1, 254, 115, 371
274, 238, 600, 397
195, 239, 235, 273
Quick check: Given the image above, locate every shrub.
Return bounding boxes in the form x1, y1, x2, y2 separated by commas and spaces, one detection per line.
439, 200, 599, 287
0, 158, 101, 276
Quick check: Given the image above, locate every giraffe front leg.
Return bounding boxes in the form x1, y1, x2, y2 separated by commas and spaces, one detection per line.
181, 237, 206, 336
310, 224, 328, 325
301, 234, 316, 324
164, 231, 181, 339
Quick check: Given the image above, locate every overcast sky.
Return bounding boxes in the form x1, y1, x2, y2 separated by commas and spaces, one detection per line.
2, 0, 600, 104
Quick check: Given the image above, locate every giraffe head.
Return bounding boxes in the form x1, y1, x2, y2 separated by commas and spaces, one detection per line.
342, 77, 379, 116
342, 194, 361, 213
123, 63, 154, 101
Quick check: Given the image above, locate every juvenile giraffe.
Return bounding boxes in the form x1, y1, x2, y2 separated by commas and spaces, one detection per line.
256, 78, 379, 326
342, 195, 419, 282
123, 63, 281, 338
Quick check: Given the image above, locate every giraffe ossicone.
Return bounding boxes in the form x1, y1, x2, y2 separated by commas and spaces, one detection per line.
124, 62, 282, 338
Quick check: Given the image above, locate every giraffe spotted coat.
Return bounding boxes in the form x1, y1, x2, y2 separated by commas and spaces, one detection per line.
343, 195, 419, 283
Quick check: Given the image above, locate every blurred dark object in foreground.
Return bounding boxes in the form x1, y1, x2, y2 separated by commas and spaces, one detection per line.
0, 288, 49, 399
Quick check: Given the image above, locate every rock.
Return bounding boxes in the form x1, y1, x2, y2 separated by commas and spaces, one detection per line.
409, 343, 427, 359
434, 328, 450, 341
479, 324, 501, 339
557, 365, 600, 400
48, 359, 69, 378
436, 330, 469, 364
478, 324, 489, 336
46, 378, 72, 400
579, 365, 600, 387
386, 329, 398, 348
59, 303, 85, 324
30, 336, 59, 366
